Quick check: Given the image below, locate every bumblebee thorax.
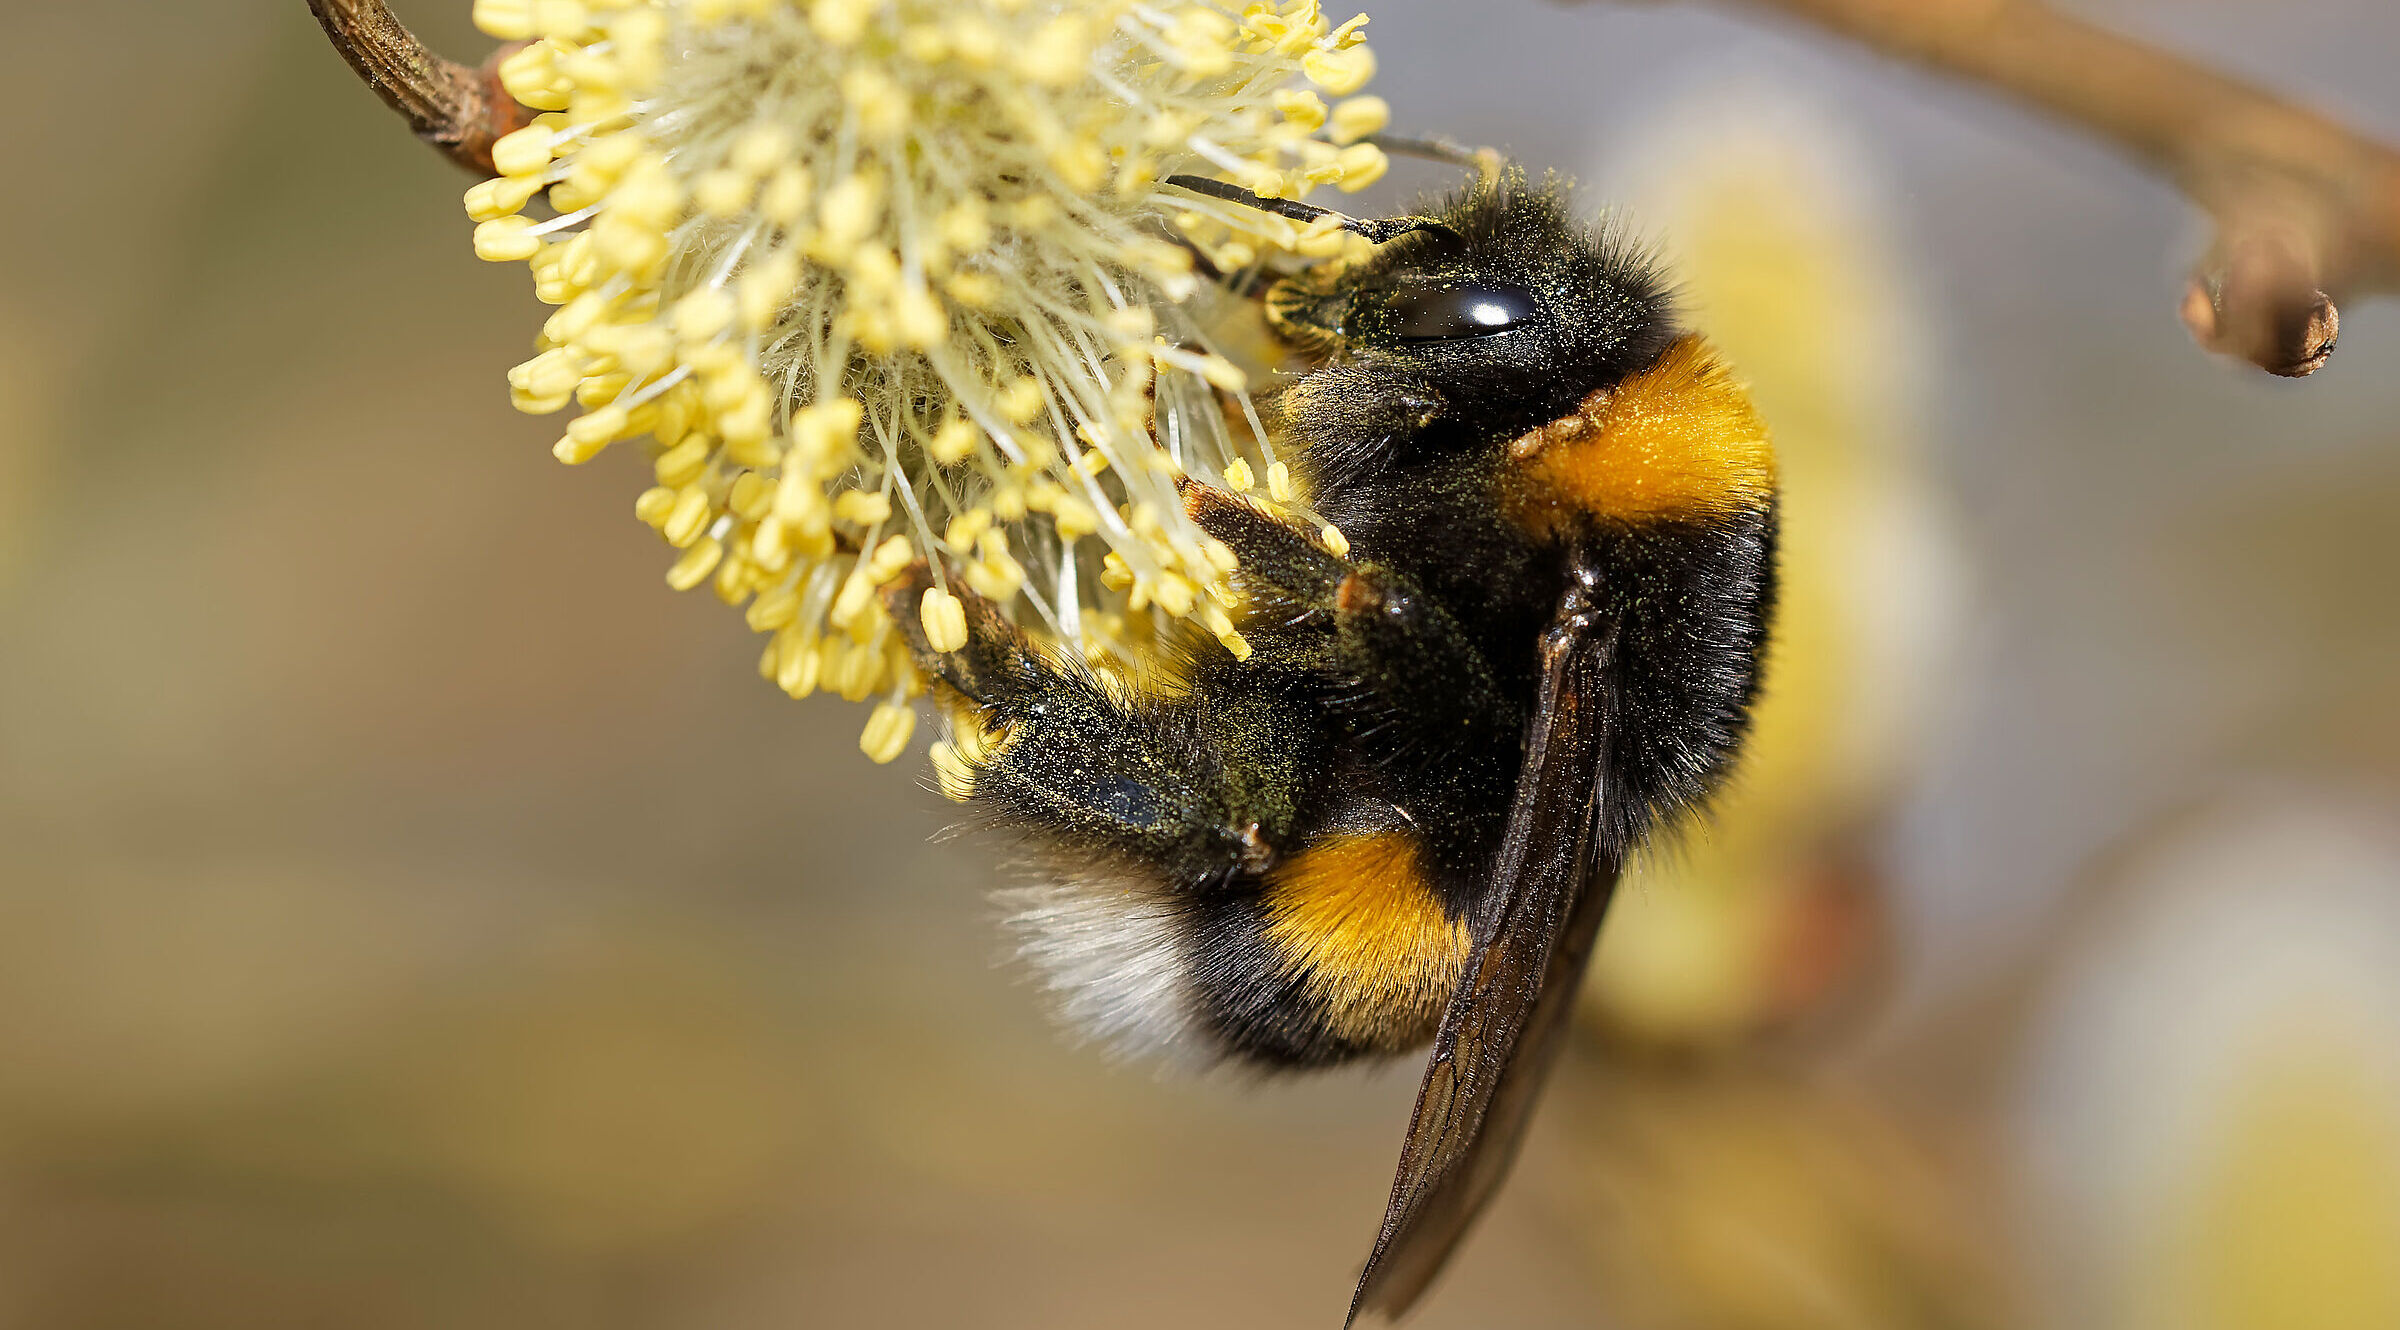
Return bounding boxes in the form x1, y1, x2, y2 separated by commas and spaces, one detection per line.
1497, 335, 1775, 539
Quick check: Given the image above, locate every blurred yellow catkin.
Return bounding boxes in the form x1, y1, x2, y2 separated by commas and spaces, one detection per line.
1532, 88, 1998, 1330
1582, 86, 1956, 1045
2163, 1033, 2400, 1330
2019, 797, 2400, 1330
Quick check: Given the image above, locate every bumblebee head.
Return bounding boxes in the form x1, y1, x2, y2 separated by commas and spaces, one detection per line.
1174, 169, 1771, 539
1248, 170, 1681, 443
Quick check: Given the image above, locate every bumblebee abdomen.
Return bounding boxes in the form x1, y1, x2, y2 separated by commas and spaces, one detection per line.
1002, 824, 1471, 1069
1166, 824, 1474, 1068
1258, 831, 1472, 1054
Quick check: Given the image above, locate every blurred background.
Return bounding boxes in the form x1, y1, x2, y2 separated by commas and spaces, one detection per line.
2, 1, 2397, 1326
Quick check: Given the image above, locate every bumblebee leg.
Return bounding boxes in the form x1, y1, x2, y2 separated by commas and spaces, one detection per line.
1181, 481, 1349, 603
1181, 482, 1509, 749
884, 566, 1308, 882
882, 564, 1049, 711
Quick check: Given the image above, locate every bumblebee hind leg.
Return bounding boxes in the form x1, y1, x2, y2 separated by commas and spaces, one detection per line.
883, 564, 1048, 713
882, 566, 1310, 886
884, 565, 1344, 1064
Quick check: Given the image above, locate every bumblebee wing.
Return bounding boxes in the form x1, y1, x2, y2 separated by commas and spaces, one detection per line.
1347, 566, 1623, 1325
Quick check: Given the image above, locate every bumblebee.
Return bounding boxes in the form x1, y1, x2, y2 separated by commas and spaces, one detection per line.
889, 165, 1777, 1323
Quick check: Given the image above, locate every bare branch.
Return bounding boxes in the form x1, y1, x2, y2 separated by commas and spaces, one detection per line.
306, 0, 530, 176
1621, 0, 2400, 376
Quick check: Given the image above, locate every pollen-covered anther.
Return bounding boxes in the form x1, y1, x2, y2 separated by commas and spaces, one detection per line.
859, 699, 918, 764
1334, 142, 1388, 192
1302, 44, 1374, 97
488, 123, 557, 179
473, 0, 537, 41
1328, 95, 1389, 145
920, 587, 969, 653
666, 537, 725, 590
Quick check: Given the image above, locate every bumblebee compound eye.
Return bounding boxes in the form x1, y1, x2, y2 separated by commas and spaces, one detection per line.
1377, 280, 1543, 342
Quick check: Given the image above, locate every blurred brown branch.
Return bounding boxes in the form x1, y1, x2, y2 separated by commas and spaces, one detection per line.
1631, 0, 2400, 376
306, 0, 529, 175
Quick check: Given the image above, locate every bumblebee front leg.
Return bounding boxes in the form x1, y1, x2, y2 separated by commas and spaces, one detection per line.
884, 571, 1311, 883
1181, 482, 1510, 751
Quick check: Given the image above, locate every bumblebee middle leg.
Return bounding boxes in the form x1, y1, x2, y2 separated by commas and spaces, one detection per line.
1181, 481, 1511, 755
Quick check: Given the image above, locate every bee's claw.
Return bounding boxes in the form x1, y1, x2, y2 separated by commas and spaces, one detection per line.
877, 560, 941, 628
1176, 474, 1244, 527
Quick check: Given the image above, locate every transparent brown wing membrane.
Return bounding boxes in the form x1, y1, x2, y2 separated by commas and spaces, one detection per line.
1347, 558, 1624, 1324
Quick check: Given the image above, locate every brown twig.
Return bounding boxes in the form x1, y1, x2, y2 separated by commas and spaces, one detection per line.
1627, 0, 2400, 376
306, 0, 530, 176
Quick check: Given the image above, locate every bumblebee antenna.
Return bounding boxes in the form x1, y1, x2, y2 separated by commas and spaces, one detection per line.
1164, 175, 1458, 246
1360, 133, 1507, 190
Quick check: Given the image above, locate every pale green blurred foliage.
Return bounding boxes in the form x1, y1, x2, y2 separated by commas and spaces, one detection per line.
2, 3, 2397, 1328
